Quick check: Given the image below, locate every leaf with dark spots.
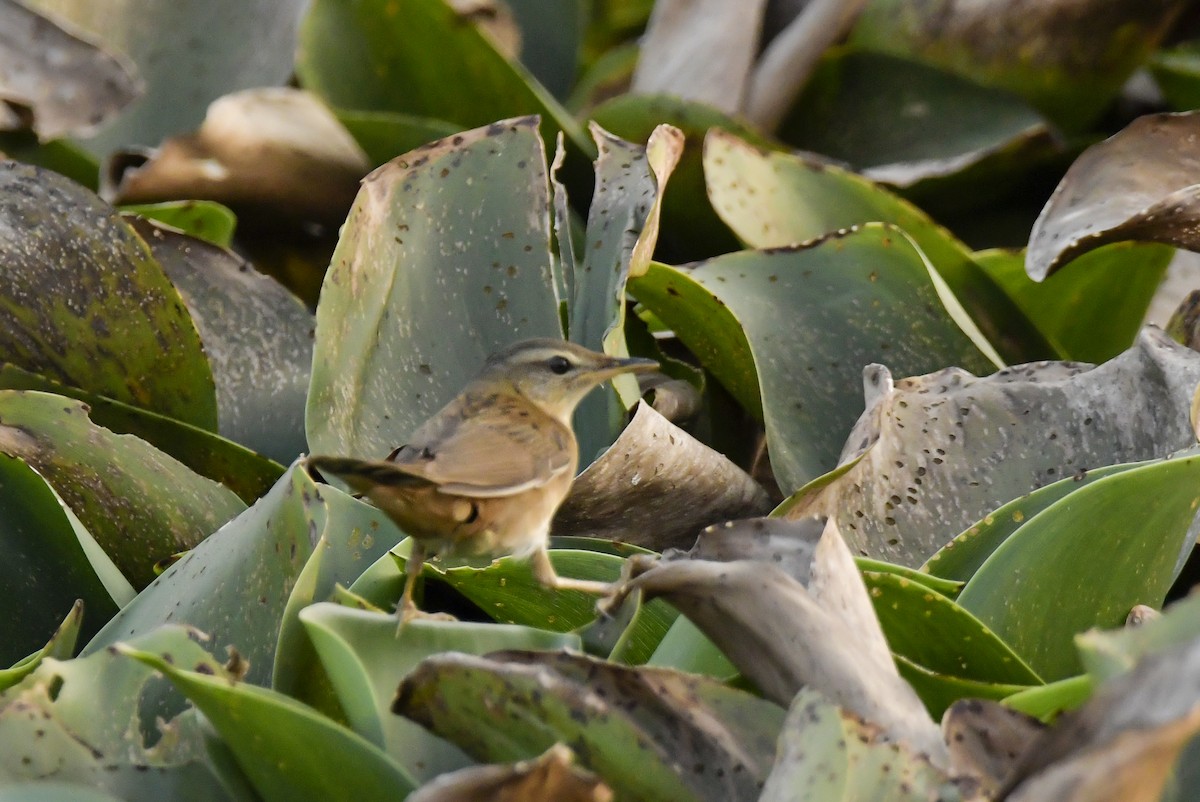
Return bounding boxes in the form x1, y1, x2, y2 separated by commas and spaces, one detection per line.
393, 649, 785, 802
785, 328, 1200, 569
307, 117, 563, 458
1027, 112, 1200, 281
554, 402, 771, 551
126, 217, 312, 463
406, 743, 610, 802
942, 698, 1046, 798
0, 391, 244, 590
0, 161, 217, 428
0, 0, 141, 139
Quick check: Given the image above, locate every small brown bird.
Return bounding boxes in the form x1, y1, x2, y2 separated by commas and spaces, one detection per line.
307, 338, 658, 621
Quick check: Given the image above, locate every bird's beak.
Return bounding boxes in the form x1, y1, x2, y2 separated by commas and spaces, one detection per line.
590, 354, 660, 382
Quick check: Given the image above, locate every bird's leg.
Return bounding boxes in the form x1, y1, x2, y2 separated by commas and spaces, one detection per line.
530, 547, 614, 596
397, 541, 427, 626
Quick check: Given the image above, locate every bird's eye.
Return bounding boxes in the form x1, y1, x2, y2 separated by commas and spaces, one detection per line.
547, 356, 572, 375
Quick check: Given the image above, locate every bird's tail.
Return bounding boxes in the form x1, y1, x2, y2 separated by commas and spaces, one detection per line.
305, 455, 431, 493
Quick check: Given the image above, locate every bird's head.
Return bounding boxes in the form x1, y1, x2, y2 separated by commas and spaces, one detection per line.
477, 338, 659, 422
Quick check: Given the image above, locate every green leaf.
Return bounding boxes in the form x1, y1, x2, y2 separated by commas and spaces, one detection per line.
120, 201, 237, 247
0, 601, 83, 692
0, 391, 244, 589
1076, 592, 1200, 685
120, 637, 416, 800
301, 604, 578, 781
83, 466, 313, 689
296, 0, 589, 155
335, 109, 459, 167
0, 784, 126, 802
703, 129, 1055, 364
0, 131, 98, 189
506, 0, 582, 99
1002, 675, 1094, 722
641, 224, 994, 491
856, 558, 962, 599
957, 450, 1200, 680
1151, 41, 1200, 112
0, 161, 218, 428
974, 243, 1173, 363
895, 655, 1029, 720
306, 117, 562, 457
647, 615, 738, 680
0, 364, 283, 504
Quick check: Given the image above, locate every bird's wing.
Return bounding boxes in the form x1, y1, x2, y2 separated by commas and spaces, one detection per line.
391, 394, 574, 497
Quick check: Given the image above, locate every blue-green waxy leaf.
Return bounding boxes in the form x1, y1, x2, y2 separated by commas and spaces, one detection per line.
296, 0, 589, 155
307, 117, 562, 458
0, 627, 229, 799
0, 161, 217, 428
120, 634, 416, 801
84, 465, 316, 690
395, 650, 785, 802
0, 391, 244, 590
957, 450, 1200, 680
301, 604, 578, 781
642, 224, 994, 491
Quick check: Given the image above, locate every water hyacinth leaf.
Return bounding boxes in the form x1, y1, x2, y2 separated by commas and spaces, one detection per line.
83, 466, 315, 690
1076, 593, 1200, 685
394, 650, 785, 802
0, 130, 98, 189
779, 49, 1055, 191
1027, 112, 1200, 281
0, 626, 229, 798
1002, 676, 1094, 723
297, 0, 589, 155
0, 391, 244, 589
0, 785, 127, 802
407, 744, 608, 802
0, 363, 283, 504
758, 689, 953, 802
896, 656, 1029, 721
923, 461, 1142, 583
23, 0, 304, 154
956, 450, 1200, 680
703, 129, 1054, 363
120, 200, 237, 247
120, 640, 416, 800
336, 109, 459, 168
1150, 42, 1200, 112
0, 451, 125, 664
786, 329, 1200, 566
647, 615, 738, 680
0, 601, 82, 692
108, 88, 369, 231
127, 217, 313, 463
974, 244, 1172, 364
307, 117, 562, 458
503, 0, 582, 100
0, 161, 217, 428
0, 0, 140, 139
300, 604, 578, 781
670, 224, 994, 491
554, 401, 771, 551
607, 520, 946, 761
849, 0, 1184, 132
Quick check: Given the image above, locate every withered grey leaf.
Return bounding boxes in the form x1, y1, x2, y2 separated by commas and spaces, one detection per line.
553, 401, 772, 551
126, 217, 313, 463
408, 743, 611, 802
689, 515, 826, 586
998, 635, 1200, 802
942, 698, 1046, 797
1028, 112, 1200, 281
0, 0, 140, 139
106, 87, 368, 229
608, 518, 946, 763
784, 328, 1200, 566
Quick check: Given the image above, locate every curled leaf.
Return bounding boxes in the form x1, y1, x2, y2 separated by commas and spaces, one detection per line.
408, 743, 611, 802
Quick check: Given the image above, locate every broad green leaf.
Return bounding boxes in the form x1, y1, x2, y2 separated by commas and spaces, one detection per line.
1002, 675, 1094, 722
0, 601, 83, 692
24, 0, 303, 154
0, 391, 244, 589
0, 364, 282, 504
83, 466, 313, 689
642, 224, 994, 491
759, 688, 951, 802
703, 128, 1054, 363
395, 650, 785, 802
121, 638, 416, 800
296, 0, 589, 155
923, 462, 1143, 582
505, 0, 582, 99
306, 117, 562, 458
301, 604, 577, 781
1151, 42, 1200, 112
856, 558, 962, 599
957, 450, 1200, 680
128, 218, 313, 463
0, 161, 217, 428
120, 201, 237, 247
974, 243, 1172, 363
335, 109, 459, 167
647, 615, 738, 680
0, 131, 98, 188
895, 655, 1029, 720
0, 627, 229, 798
1076, 592, 1200, 685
